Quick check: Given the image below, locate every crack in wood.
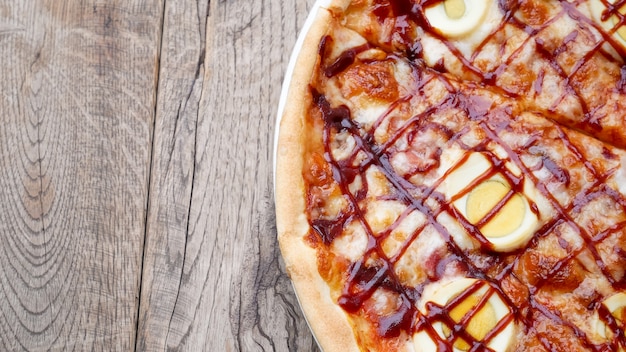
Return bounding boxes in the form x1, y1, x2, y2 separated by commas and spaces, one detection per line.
163, 71, 201, 350
133, 0, 170, 349
131, 0, 320, 350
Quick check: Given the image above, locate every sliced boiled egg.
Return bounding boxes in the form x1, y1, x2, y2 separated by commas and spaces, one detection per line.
439, 152, 539, 252
461, 177, 537, 251
602, 292, 626, 333
414, 278, 515, 351
424, 0, 490, 38
590, 0, 626, 49
441, 152, 492, 197
604, 293, 626, 322
466, 180, 525, 237
593, 292, 626, 348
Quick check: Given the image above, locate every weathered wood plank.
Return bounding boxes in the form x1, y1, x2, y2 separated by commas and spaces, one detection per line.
0, 1, 162, 350
137, 0, 320, 350
135, 0, 209, 350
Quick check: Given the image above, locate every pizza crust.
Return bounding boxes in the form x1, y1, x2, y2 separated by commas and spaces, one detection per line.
275, 0, 361, 351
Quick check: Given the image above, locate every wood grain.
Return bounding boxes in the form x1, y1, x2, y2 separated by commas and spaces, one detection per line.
135, 0, 209, 350
137, 0, 321, 350
0, 0, 323, 350
0, 0, 162, 350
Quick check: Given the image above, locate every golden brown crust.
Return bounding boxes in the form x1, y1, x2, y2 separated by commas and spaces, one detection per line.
275, 0, 361, 351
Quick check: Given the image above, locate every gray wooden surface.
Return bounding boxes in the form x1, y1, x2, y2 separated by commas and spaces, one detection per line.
0, 0, 319, 350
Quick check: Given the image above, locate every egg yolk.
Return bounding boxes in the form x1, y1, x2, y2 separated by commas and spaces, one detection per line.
442, 293, 497, 350
612, 306, 625, 325
602, 306, 626, 342
466, 180, 525, 239
444, 0, 466, 19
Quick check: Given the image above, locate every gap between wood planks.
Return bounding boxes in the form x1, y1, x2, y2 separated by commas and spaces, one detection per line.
131, 0, 168, 348
133, 0, 212, 350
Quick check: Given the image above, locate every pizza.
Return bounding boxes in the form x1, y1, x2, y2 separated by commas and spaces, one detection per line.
274, 0, 626, 350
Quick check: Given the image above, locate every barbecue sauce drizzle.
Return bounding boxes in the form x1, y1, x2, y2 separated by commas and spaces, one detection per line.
305, 0, 626, 349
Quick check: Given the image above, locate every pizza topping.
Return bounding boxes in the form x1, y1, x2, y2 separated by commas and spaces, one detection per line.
603, 292, 626, 325
463, 176, 538, 252
590, 0, 626, 47
415, 278, 516, 351
439, 152, 540, 251
466, 180, 526, 238
332, 221, 370, 262
338, 60, 400, 102
443, 0, 465, 20
442, 291, 498, 350
424, 0, 490, 38
593, 292, 626, 350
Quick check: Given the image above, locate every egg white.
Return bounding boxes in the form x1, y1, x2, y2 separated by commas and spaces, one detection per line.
414, 278, 515, 352
593, 292, 626, 349
438, 152, 539, 252
589, 0, 626, 51
424, 0, 491, 38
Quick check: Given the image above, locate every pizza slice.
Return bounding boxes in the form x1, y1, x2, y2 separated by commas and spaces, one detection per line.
327, 0, 626, 148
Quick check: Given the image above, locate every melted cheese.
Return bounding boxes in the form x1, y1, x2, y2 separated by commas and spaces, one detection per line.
331, 130, 357, 161
614, 154, 626, 197
332, 221, 368, 262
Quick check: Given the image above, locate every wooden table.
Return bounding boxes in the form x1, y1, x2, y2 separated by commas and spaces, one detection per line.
0, 0, 319, 350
